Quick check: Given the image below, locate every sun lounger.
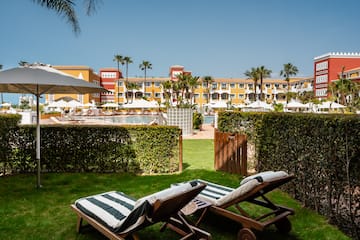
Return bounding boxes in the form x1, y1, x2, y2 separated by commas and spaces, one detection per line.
183, 171, 295, 240
71, 181, 211, 240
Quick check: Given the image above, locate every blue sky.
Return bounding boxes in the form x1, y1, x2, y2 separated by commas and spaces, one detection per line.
1, 0, 360, 103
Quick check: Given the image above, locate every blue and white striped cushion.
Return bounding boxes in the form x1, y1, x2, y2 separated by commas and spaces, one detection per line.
75, 191, 151, 234
195, 179, 261, 206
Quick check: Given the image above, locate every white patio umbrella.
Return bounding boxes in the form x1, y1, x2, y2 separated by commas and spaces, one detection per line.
318, 101, 346, 109
0, 102, 11, 107
0, 65, 105, 188
47, 99, 68, 108
245, 100, 273, 110
285, 101, 308, 109
122, 99, 159, 109
101, 102, 119, 108
67, 99, 83, 108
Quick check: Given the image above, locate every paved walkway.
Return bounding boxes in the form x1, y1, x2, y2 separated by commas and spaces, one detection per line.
183, 124, 214, 139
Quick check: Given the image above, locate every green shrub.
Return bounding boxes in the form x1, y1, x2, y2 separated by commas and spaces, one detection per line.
2, 124, 181, 175
217, 112, 360, 239
193, 111, 204, 129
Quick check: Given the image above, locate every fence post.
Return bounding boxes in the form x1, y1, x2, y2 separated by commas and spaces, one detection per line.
179, 129, 183, 172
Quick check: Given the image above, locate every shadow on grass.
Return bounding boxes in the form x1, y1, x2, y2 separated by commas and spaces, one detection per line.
195, 210, 300, 240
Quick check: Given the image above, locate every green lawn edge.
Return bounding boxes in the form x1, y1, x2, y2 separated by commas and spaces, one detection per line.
0, 139, 350, 240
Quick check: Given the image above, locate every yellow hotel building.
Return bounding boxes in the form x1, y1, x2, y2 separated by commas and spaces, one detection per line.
47, 65, 313, 107
46, 66, 101, 104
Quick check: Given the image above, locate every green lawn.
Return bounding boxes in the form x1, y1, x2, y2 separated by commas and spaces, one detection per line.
0, 139, 350, 240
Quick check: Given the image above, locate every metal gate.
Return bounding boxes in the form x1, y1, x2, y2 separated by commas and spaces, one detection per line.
214, 129, 248, 176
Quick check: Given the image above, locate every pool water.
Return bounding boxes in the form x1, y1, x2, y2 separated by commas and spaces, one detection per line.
203, 115, 215, 124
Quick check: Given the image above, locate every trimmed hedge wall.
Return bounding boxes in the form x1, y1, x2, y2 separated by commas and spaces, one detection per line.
0, 120, 181, 175
218, 111, 360, 239
0, 114, 22, 175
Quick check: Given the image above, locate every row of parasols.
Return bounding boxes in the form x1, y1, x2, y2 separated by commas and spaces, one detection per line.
47, 98, 161, 109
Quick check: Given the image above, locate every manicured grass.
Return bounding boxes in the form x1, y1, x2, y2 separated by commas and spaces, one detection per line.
0, 139, 350, 240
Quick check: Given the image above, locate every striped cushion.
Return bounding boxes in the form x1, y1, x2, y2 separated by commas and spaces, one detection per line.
75, 191, 151, 234
135, 181, 200, 208
195, 179, 261, 206
240, 171, 289, 185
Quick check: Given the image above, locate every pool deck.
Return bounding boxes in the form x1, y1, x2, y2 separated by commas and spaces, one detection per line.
41, 118, 215, 139
183, 124, 214, 139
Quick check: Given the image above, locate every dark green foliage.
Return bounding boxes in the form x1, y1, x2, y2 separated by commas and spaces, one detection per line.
193, 111, 203, 129
0, 114, 22, 174
0, 123, 181, 175
218, 112, 360, 239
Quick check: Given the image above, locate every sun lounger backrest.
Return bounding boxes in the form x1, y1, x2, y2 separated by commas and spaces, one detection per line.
134, 181, 206, 222
151, 182, 206, 222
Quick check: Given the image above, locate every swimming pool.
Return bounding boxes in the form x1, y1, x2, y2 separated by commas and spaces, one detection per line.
79, 115, 158, 124
203, 115, 215, 124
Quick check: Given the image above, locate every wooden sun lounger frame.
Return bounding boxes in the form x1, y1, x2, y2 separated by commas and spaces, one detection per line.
195, 175, 295, 240
71, 183, 211, 240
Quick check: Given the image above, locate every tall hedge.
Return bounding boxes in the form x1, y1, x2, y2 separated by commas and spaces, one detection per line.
0, 114, 22, 174
218, 111, 360, 239
1, 123, 181, 175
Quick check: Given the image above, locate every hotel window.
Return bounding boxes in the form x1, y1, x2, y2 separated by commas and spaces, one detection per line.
155, 93, 161, 98
248, 84, 253, 89
145, 93, 151, 97
145, 82, 151, 87
154, 82, 161, 87
274, 83, 279, 88
238, 94, 244, 99
117, 93, 123, 97
265, 84, 270, 88
212, 83, 217, 89
202, 83, 207, 88
221, 83, 227, 89
194, 94, 200, 99
203, 94, 209, 99
238, 83, 244, 88
230, 83, 235, 88
282, 84, 287, 88
230, 94, 235, 99
101, 72, 116, 78
118, 81, 123, 87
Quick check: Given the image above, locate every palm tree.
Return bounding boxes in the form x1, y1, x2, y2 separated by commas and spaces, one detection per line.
139, 61, 152, 98
176, 73, 190, 104
280, 63, 298, 103
187, 76, 200, 104
161, 80, 173, 107
33, 0, 99, 35
122, 56, 133, 102
113, 55, 124, 105
202, 76, 214, 104
257, 66, 272, 101
113, 55, 124, 72
18, 61, 29, 66
244, 68, 260, 101
125, 82, 139, 103
329, 67, 359, 106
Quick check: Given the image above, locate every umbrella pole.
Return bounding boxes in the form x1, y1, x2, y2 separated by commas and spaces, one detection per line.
36, 89, 41, 188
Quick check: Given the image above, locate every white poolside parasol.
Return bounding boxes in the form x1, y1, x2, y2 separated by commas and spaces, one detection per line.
0, 65, 105, 188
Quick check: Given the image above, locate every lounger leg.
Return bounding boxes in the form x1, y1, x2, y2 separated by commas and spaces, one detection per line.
76, 216, 83, 233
